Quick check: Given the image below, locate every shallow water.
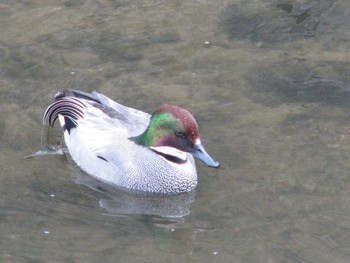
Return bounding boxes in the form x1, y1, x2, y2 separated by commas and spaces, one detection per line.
1, 0, 350, 262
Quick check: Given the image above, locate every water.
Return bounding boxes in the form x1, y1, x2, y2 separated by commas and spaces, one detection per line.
1, 0, 350, 262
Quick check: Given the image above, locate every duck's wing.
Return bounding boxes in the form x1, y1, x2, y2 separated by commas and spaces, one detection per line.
44, 89, 150, 136
92, 91, 151, 125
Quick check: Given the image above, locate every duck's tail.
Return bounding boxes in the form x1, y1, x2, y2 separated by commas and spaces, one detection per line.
43, 89, 99, 133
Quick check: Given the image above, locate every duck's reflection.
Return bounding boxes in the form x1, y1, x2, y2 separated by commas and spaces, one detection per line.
74, 174, 196, 219
99, 191, 195, 218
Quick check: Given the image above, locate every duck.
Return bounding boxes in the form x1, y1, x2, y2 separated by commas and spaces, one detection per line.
43, 89, 219, 194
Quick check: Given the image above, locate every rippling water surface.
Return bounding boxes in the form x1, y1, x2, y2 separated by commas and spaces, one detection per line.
1, 1, 350, 262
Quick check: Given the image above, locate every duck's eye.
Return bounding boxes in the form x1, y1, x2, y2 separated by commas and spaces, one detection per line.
175, 129, 185, 138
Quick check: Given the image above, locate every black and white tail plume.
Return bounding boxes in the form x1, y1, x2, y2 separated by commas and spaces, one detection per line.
43, 91, 88, 133
26, 90, 100, 159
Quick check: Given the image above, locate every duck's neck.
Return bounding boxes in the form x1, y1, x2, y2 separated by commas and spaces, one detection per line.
131, 112, 172, 147
131, 130, 153, 147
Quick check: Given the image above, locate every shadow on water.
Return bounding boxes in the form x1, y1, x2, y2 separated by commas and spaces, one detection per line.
218, 1, 334, 43
246, 60, 350, 107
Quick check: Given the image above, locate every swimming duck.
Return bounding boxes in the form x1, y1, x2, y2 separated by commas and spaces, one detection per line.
43, 90, 219, 194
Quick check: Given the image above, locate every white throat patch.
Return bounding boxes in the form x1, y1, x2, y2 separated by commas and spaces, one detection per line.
150, 146, 188, 162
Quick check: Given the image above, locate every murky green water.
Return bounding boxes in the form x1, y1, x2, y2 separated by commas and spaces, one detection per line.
1, 0, 350, 262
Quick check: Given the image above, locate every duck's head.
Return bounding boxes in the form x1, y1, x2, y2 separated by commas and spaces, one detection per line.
134, 104, 219, 167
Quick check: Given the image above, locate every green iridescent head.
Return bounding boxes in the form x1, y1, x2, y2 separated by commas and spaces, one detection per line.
133, 105, 219, 167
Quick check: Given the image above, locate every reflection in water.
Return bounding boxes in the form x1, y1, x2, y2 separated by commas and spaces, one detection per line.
75, 175, 195, 219
99, 193, 194, 218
